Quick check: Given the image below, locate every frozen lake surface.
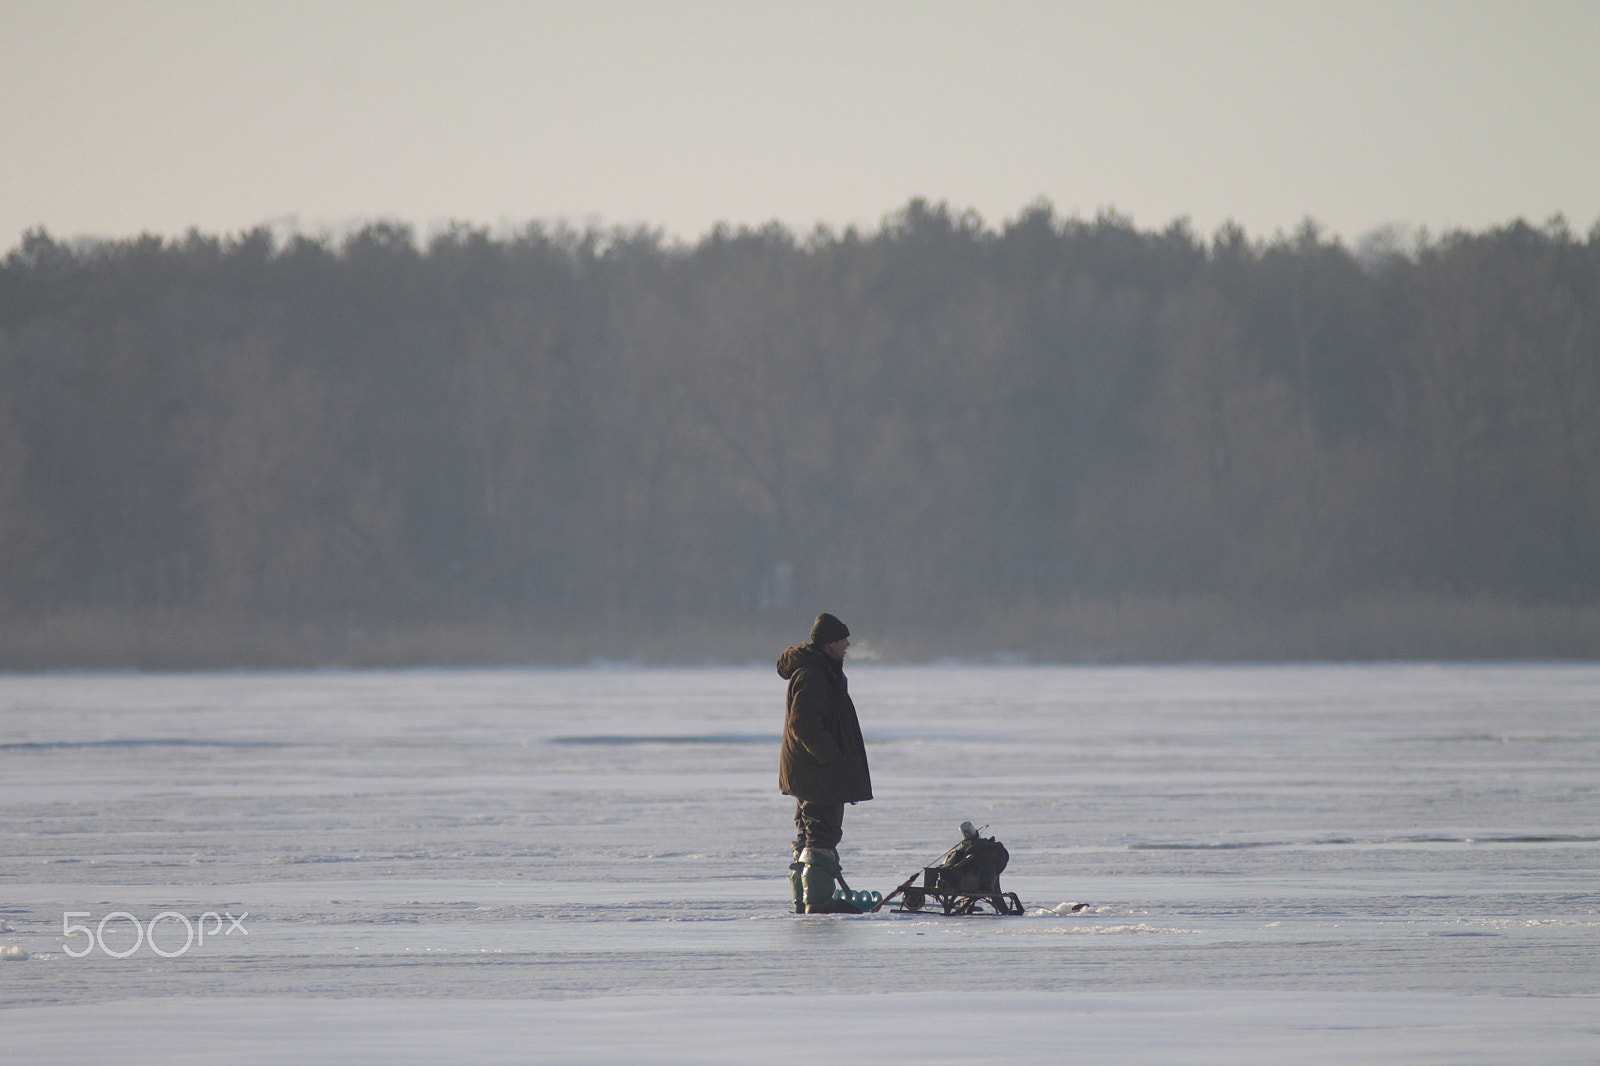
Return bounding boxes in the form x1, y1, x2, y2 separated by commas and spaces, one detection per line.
3, 663, 1597, 1063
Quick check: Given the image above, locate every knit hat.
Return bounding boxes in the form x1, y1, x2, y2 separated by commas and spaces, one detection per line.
810, 612, 850, 646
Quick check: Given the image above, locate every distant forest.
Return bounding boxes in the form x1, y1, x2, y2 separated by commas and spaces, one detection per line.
3, 201, 1598, 666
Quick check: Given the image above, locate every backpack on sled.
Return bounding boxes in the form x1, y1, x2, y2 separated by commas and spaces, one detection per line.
874, 823, 1025, 916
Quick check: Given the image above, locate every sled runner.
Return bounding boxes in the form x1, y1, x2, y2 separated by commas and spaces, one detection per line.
873, 822, 1026, 916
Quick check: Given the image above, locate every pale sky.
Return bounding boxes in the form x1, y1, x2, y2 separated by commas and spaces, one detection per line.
3, 0, 1597, 251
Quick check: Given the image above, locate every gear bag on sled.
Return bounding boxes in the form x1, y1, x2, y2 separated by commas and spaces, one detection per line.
873, 822, 1026, 916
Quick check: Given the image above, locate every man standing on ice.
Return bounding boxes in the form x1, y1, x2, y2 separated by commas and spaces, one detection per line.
777, 612, 873, 913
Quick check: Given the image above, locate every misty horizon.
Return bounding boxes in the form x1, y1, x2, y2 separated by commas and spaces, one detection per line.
3, 200, 1597, 667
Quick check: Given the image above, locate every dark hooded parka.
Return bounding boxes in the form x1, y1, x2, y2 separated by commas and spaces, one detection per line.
776, 643, 873, 804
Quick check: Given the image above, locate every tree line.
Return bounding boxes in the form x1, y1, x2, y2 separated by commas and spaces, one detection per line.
2, 201, 1597, 663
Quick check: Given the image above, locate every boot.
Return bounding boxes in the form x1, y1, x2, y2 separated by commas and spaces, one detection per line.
788, 844, 805, 914
799, 847, 863, 914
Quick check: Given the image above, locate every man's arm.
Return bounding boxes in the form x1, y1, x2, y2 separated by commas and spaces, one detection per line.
787, 668, 844, 764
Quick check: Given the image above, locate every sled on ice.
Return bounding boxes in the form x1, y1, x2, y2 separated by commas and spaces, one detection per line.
873, 822, 1026, 916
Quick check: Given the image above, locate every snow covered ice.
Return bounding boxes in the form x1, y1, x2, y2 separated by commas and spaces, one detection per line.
2, 663, 1597, 1063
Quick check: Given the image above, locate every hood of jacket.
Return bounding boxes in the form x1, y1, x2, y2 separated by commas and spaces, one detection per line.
776, 643, 821, 681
